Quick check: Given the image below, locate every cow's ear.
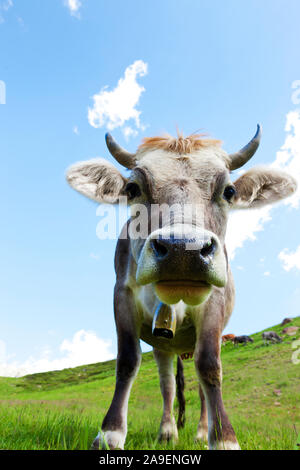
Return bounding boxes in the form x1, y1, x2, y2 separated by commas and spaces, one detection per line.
232, 167, 297, 209
66, 158, 128, 204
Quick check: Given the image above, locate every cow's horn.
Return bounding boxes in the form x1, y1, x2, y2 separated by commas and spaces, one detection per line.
105, 133, 136, 169
228, 124, 262, 171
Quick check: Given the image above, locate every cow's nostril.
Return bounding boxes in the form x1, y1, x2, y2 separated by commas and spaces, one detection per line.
151, 239, 168, 258
200, 238, 216, 258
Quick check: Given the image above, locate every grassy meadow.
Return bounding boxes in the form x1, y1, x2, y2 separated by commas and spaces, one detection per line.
0, 317, 299, 450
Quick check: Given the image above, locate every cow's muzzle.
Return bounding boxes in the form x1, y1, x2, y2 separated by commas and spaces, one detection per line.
136, 225, 227, 305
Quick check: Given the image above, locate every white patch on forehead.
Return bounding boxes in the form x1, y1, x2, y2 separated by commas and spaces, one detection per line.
136, 147, 229, 179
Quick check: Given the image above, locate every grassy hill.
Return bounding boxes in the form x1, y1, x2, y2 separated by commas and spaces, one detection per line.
0, 317, 299, 450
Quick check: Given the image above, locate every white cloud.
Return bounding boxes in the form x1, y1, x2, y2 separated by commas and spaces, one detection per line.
64, 0, 82, 19
226, 110, 300, 259
0, 0, 13, 23
88, 60, 148, 139
0, 330, 114, 377
226, 206, 272, 259
17, 16, 25, 29
274, 110, 300, 272
122, 126, 138, 141
271, 110, 300, 208
2, 0, 12, 10
278, 245, 300, 272
89, 252, 100, 260
73, 125, 79, 135
263, 271, 270, 276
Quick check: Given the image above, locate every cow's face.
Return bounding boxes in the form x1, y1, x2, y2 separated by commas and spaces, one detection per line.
125, 146, 232, 306
66, 127, 297, 306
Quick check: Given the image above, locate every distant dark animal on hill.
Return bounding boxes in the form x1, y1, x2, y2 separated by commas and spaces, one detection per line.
222, 334, 235, 344
262, 331, 282, 343
233, 335, 253, 345
281, 318, 293, 326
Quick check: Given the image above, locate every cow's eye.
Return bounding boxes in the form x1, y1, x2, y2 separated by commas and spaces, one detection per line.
223, 186, 236, 202
125, 182, 141, 200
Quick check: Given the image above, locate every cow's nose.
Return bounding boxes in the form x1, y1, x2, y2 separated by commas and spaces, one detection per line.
136, 225, 227, 288
150, 235, 217, 263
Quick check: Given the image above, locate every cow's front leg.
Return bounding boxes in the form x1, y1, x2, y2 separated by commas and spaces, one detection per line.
93, 286, 141, 450
153, 349, 178, 442
194, 325, 240, 450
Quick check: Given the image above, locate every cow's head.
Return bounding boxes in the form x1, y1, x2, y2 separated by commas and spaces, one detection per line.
66, 126, 296, 306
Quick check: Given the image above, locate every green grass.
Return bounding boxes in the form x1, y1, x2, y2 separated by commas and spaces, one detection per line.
0, 317, 299, 450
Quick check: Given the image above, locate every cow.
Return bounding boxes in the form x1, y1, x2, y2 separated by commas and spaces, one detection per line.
233, 335, 253, 345
66, 125, 296, 450
262, 331, 282, 343
222, 334, 235, 344
282, 326, 299, 336
280, 317, 293, 326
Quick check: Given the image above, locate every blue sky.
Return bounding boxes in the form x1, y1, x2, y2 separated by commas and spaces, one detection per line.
0, 0, 300, 375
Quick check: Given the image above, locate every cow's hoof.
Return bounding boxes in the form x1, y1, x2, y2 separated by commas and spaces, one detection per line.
195, 426, 208, 443
213, 440, 241, 450
158, 419, 178, 442
92, 431, 125, 450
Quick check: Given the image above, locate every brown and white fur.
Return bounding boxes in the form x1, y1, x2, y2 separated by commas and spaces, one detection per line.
66, 128, 296, 450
